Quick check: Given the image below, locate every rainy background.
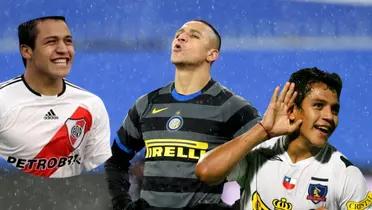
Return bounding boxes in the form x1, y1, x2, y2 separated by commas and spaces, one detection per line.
1, 0, 372, 209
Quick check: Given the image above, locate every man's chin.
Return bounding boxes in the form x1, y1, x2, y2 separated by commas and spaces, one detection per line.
52, 69, 70, 79
311, 139, 328, 148
171, 60, 190, 67
171, 58, 183, 65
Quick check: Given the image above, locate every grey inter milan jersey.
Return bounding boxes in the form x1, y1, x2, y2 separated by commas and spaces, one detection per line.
117, 79, 261, 208
228, 136, 371, 210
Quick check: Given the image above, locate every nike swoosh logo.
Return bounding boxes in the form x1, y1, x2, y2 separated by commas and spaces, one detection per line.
152, 107, 168, 114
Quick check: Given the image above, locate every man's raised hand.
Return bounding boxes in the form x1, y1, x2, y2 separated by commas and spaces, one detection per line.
260, 82, 302, 139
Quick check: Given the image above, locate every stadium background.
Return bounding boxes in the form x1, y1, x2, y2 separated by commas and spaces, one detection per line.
0, 0, 371, 209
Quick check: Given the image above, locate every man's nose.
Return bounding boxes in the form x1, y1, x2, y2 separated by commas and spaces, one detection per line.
177, 32, 188, 42
322, 106, 334, 121
56, 41, 69, 53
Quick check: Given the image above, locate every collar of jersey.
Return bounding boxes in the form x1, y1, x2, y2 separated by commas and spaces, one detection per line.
22, 74, 66, 97
170, 79, 215, 101
171, 89, 201, 101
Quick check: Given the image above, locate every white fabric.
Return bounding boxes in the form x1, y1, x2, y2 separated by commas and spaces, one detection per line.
0, 76, 111, 178
228, 136, 371, 210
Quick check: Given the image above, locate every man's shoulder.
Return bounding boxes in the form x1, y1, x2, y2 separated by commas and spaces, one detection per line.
324, 146, 368, 194
255, 136, 286, 151
64, 80, 101, 99
324, 145, 364, 175
64, 80, 107, 110
0, 76, 23, 92
135, 82, 172, 104
208, 81, 233, 96
0, 76, 26, 105
0, 76, 24, 115
213, 81, 255, 106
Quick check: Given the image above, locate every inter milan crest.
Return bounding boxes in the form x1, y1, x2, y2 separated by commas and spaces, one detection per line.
166, 115, 183, 132
66, 118, 86, 150
306, 184, 328, 204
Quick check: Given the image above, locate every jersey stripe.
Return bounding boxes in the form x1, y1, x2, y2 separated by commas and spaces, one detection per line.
141, 117, 237, 138
224, 105, 262, 135
142, 176, 223, 193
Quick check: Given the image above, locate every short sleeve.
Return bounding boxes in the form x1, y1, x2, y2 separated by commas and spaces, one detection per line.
337, 165, 371, 210
115, 96, 146, 153
227, 157, 248, 186
82, 98, 112, 171
224, 95, 261, 138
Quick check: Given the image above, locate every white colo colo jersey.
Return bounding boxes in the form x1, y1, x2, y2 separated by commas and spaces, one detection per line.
0, 75, 111, 178
228, 136, 371, 210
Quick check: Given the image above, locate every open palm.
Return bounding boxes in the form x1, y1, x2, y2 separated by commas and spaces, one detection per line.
261, 82, 302, 137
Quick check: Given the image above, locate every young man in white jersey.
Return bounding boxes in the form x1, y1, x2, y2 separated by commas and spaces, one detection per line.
196, 68, 371, 210
0, 16, 112, 178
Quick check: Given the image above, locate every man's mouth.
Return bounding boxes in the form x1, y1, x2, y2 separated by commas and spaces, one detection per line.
173, 44, 182, 52
52, 58, 69, 66
314, 125, 333, 135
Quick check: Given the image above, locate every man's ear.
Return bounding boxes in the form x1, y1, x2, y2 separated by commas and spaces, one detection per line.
20, 44, 33, 61
206, 49, 219, 63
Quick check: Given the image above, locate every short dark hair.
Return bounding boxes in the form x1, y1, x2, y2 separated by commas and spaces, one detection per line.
192, 19, 221, 51
18, 16, 66, 67
289, 67, 343, 108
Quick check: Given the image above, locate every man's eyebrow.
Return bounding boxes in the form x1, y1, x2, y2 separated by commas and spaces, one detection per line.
312, 98, 340, 107
175, 28, 185, 34
175, 28, 202, 35
312, 98, 327, 103
189, 29, 202, 35
42, 35, 72, 40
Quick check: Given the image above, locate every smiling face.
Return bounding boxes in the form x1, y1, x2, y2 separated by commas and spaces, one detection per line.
291, 82, 340, 147
171, 21, 219, 66
22, 19, 74, 80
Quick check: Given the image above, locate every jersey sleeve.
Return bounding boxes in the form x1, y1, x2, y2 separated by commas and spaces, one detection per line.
223, 96, 261, 185
82, 97, 112, 171
225, 95, 261, 138
111, 93, 148, 165
105, 95, 148, 209
227, 150, 261, 188
337, 165, 371, 210
115, 102, 145, 154
227, 137, 281, 190
227, 156, 248, 185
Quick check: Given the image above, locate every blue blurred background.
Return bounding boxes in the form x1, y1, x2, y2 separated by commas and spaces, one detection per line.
0, 0, 371, 209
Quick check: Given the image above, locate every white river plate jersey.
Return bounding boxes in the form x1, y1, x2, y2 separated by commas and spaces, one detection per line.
0, 76, 111, 178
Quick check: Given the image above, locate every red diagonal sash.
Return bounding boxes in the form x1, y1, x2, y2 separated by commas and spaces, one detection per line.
22, 106, 92, 177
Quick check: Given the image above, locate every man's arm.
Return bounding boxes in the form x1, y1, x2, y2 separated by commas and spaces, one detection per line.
195, 82, 302, 184
105, 140, 134, 210
105, 103, 145, 210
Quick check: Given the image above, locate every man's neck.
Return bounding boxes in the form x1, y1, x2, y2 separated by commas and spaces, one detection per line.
24, 70, 64, 96
286, 136, 323, 163
174, 64, 211, 95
